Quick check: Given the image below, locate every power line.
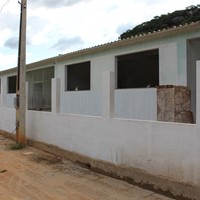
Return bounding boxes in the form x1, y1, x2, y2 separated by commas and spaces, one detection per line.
0, 0, 10, 14
0, 128, 16, 143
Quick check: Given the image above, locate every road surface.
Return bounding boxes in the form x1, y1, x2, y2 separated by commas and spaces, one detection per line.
0, 136, 174, 200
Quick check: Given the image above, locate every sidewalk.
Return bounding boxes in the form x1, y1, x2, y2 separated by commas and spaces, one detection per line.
0, 136, 174, 200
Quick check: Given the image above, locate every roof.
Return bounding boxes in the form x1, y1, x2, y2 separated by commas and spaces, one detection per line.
1, 21, 200, 75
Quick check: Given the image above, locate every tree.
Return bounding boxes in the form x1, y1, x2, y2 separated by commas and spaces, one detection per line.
119, 5, 200, 40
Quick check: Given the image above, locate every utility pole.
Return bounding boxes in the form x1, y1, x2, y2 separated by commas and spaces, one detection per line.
16, 0, 27, 144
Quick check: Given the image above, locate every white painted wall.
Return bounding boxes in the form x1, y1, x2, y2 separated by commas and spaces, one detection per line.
25, 111, 200, 185
159, 42, 178, 85
27, 66, 200, 186
60, 90, 102, 116
54, 38, 184, 91
1, 31, 200, 193
0, 107, 16, 133
187, 39, 200, 122
6, 94, 15, 109
115, 88, 157, 120
59, 88, 157, 120
1, 65, 200, 188
91, 54, 115, 90
1, 102, 200, 186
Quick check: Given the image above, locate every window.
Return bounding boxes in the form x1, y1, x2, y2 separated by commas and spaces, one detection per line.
26, 67, 54, 111
117, 49, 159, 89
8, 75, 16, 93
66, 61, 90, 91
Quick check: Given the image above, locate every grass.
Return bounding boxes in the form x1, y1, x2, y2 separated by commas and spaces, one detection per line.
8, 143, 26, 150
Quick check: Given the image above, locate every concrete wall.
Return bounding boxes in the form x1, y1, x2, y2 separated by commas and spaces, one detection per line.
1, 31, 200, 198
115, 88, 157, 120
6, 94, 15, 109
187, 38, 200, 122
159, 42, 178, 85
0, 75, 157, 120
1, 67, 200, 199
60, 91, 102, 116
54, 35, 195, 91
59, 88, 157, 120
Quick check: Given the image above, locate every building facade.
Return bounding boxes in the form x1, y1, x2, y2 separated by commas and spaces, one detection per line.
0, 22, 200, 199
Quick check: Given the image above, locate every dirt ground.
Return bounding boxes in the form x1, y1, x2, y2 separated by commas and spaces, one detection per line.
0, 136, 174, 200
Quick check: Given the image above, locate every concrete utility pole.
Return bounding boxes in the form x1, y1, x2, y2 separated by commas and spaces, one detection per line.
16, 0, 27, 144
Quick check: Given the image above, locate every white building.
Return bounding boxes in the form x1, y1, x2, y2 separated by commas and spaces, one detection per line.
0, 22, 200, 199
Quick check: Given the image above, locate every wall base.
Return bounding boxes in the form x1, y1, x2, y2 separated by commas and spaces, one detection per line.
27, 138, 199, 200
0, 130, 199, 200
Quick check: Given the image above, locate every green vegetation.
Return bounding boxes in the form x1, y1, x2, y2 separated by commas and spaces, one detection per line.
119, 5, 200, 40
8, 143, 26, 150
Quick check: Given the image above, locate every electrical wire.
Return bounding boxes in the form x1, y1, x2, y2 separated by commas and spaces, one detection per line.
0, 127, 16, 143
0, 0, 10, 14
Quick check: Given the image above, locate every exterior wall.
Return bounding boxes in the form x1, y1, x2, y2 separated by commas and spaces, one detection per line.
0, 74, 16, 109
115, 88, 157, 120
59, 89, 157, 120
6, 94, 15, 108
91, 54, 115, 90
177, 38, 187, 85
1, 66, 200, 199
187, 38, 200, 122
60, 91, 102, 116
0, 27, 200, 198
159, 42, 177, 85
49, 29, 200, 93
54, 38, 183, 91
26, 112, 199, 185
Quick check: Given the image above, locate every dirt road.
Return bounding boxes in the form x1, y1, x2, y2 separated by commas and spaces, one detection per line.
0, 136, 174, 200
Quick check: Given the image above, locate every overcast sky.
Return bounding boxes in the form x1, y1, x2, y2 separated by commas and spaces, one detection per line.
0, 0, 199, 71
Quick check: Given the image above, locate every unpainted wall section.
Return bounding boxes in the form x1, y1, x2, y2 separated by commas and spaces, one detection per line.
157, 86, 193, 123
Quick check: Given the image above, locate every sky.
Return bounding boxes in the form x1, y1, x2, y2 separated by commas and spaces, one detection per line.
0, 0, 199, 71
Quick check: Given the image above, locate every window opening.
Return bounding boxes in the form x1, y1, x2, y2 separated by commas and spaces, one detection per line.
117, 49, 159, 89
26, 67, 54, 111
8, 75, 17, 93
66, 61, 90, 91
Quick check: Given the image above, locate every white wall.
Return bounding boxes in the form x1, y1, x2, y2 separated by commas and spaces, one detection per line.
115, 88, 157, 120
187, 38, 200, 122
6, 94, 15, 109
159, 42, 178, 85
1, 98, 199, 186
91, 54, 115, 90
54, 38, 184, 91
25, 111, 200, 185
60, 91, 102, 116
1, 68, 200, 188
1, 32, 200, 197
59, 88, 157, 120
